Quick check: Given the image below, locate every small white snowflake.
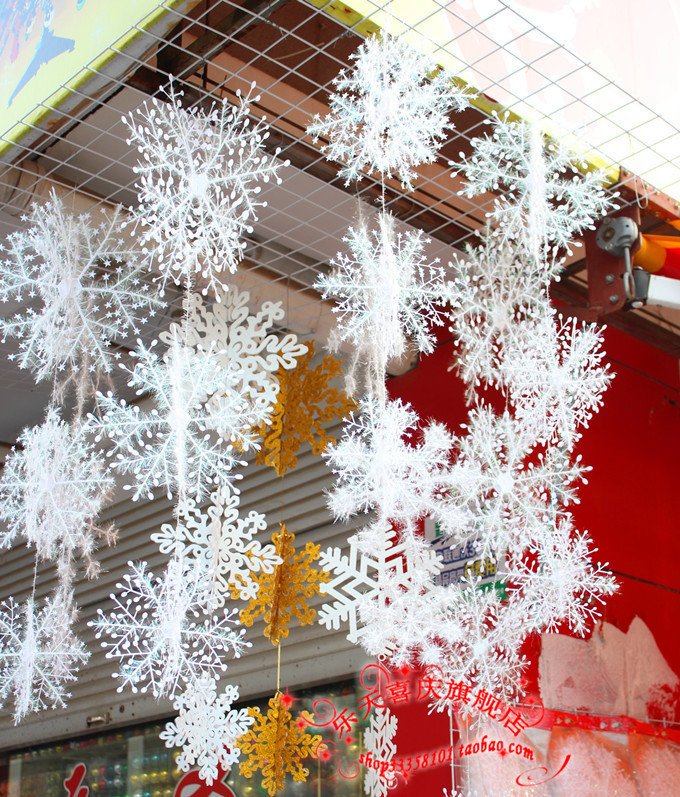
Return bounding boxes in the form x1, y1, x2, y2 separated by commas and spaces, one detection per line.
90, 559, 249, 698
457, 116, 616, 268
308, 33, 468, 187
363, 705, 398, 797
151, 488, 280, 605
0, 406, 114, 577
0, 191, 161, 388
0, 591, 88, 722
89, 327, 272, 501
124, 81, 288, 296
325, 396, 453, 530
160, 677, 254, 785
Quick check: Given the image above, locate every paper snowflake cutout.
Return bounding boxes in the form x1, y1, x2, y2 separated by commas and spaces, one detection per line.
325, 396, 453, 529
447, 235, 548, 393
308, 33, 468, 188
90, 559, 248, 697
160, 286, 307, 415
0, 406, 115, 577
238, 692, 321, 796
457, 116, 615, 267
90, 328, 270, 501
253, 340, 355, 476
504, 515, 617, 636
0, 191, 160, 387
0, 593, 88, 722
363, 706, 398, 797
500, 314, 612, 449
160, 677, 254, 785
151, 488, 280, 605
235, 524, 329, 646
124, 82, 287, 296
317, 212, 452, 396
446, 407, 585, 559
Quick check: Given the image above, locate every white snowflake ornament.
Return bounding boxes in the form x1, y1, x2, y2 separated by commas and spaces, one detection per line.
363, 705, 398, 797
0, 406, 114, 577
124, 82, 288, 296
160, 677, 254, 785
0, 191, 161, 388
308, 33, 468, 188
90, 559, 249, 698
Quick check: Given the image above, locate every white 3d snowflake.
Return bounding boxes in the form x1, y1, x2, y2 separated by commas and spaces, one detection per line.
160, 677, 254, 785
363, 705, 398, 797
91, 559, 249, 698
0, 406, 114, 578
308, 33, 468, 188
0, 191, 161, 388
124, 81, 288, 296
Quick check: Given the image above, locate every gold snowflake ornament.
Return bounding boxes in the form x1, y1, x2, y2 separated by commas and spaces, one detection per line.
233, 524, 329, 645
238, 692, 321, 795
254, 340, 355, 476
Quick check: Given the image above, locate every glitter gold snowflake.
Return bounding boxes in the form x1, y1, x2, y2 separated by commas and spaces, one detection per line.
234, 525, 329, 645
253, 341, 355, 477
238, 692, 321, 796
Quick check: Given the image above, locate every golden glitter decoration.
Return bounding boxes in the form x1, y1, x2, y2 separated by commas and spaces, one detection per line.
254, 340, 355, 476
238, 692, 321, 795
234, 524, 329, 645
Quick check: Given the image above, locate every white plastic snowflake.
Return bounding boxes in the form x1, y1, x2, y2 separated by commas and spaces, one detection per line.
160, 286, 307, 415
91, 559, 248, 698
89, 328, 271, 501
500, 314, 612, 449
457, 116, 615, 268
363, 705, 398, 797
447, 235, 548, 393
0, 406, 114, 577
124, 82, 287, 296
160, 677, 254, 785
0, 191, 161, 386
0, 592, 88, 722
325, 396, 453, 530
308, 33, 468, 188
317, 212, 452, 396
151, 488, 280, 605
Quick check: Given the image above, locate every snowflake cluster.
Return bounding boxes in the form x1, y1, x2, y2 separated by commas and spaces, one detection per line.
124, 82, 288, 296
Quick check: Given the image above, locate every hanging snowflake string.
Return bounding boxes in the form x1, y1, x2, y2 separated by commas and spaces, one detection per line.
456, 115, 616, 269
253, 340, 355, 476
160, 676, 254, 785
0, 592, 88, 723
0, 406, 115, 581
159, 285, 307, 416
123, 81, 288, 296
0, 190, 161, 395
89, 327, 272, 501
235, 524, 329, 646
363, 706, 398, 797
90, 559, 248, 698
316, 211, 453, 397
238, 692, 321, 796
151, 488, 280, 606
308, 32, 468, 188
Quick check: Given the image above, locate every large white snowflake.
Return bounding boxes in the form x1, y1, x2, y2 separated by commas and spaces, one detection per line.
325, 396, 453, 530
0, 592, 88, 722
308, 33, 468, 188
317, 212, 452, 396
124, 82, 287, 296
0, 406, 114, 577
0, 191, 160, 386
90, 559, 248, 698
363, 705, 398, 797
500, 313, 612, 449
160, 286, 307, 415
89, 328, 271, 501
160, 677, 254, 785
151, 488, 280, 606
457, 116, 615, 268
